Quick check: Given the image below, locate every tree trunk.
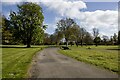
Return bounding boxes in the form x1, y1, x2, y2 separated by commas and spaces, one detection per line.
66, 41, 68, 47
65, 38, 68, 47
27, 41, 31, 48
26, 27, 32, 48
27, 43, 31, 48
95, 43, 98, 47
26, 34, 31, 48
81, 40, 83, 47
75, 41, 78, 47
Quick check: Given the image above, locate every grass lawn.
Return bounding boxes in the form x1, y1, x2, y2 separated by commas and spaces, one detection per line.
2, 45, 47, 78
59, 45, 119, 73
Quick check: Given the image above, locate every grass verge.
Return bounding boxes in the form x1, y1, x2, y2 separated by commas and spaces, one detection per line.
59, 45, 118, 73
2, 45, 47, 78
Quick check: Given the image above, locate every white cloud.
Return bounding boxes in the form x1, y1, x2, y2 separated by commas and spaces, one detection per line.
1, 0, 118, 36
81, 10, 118, 37
41, 0, 87, 18
1, 0, 40, 2
81, 0, 119, 2
41, 0, 118, 37
45, 23, 57, 34
2, 0, 22, 2
1, 0, 23, 5
1, 0, 40, 5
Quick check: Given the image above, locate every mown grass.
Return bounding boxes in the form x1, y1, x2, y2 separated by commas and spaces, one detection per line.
59, 45, 119, 73
2, 45, 47, 78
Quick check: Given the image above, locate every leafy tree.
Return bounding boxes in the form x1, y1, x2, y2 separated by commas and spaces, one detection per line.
113, 33, 118, 45
102, 35, 109, 45
118, 31, 120, 45
56, 18, 75, 47
43, 32, 62, 45
69, 24, 80, 47
9, 2, 45, 47
80, 28, 86, 46
0, 14, 1, 44
93, 28, 100, 46
54, 29, 63, 45
109, 36, 114, 45
94, 37, 101, 46
84, 32, 93, 46
43, 33, 50, 45
2, 15, 13, 44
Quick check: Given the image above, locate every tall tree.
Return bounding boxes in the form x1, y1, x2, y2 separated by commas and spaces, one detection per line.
80, 28, 86, 46
2, 15, 13, 44
84, 32, 93, 46
93, 28, 99, 38
56, 18, 75, 47
0, 14, 2, 44
55, 29, 63, 45
69, 24, 80, 47
93, 28, 100, 46
102, 35, 109, 45
113, 33, 118, 45
110, 36, 114, 45
118, 31, 120, 45
9, 2, 45, 47
94, 37, 101, 46
43, 33, 51, 45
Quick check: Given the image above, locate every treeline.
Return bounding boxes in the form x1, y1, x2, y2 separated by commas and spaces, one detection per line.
43, 18, 120, 47
1, 2, 120, 47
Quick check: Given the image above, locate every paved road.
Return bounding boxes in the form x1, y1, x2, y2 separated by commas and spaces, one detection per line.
29, 47, 118, 78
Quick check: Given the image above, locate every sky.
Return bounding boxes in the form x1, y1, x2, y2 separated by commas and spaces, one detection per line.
1, 0, 119, 38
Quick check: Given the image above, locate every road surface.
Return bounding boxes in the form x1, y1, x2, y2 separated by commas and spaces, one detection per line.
28, 47, 118, 78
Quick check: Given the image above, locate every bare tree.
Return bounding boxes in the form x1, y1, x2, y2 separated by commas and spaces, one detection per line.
93, 28, 99, 38
93, 28, 100, 46
102, 35, 109, 45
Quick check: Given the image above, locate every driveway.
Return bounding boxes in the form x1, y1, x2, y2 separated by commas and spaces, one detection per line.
28, 47, 118, 78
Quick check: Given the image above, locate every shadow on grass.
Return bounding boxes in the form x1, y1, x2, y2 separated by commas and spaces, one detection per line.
106, 49, 120, 51
1, 46, 26, 48
0, 45, 59, 49
1, 45, 44, 48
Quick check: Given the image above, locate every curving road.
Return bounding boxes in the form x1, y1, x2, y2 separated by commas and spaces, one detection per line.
28, 47, 118, 78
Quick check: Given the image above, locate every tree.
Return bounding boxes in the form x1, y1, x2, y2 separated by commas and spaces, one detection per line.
118, 31, 120, 45
94, 37, 101, 46
84, 32, 93, 46
54, 29, 63, 45
9, 2, 45, 47
102, 35, 109, 45
0, 13, 1, 44
109, 36, 114, 45
56, 18, 75, 47
80, 28, 86, 46
93, 28, 99, 38
2, 15, 13, 44
69, 24, 80, 47
43, 33, 51, 45
113, 33, 118, 45
93, 28, 100, 46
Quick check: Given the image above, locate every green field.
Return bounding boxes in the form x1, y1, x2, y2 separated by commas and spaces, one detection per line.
2, 45, 46, 78
2, 45, 119, 78
59, 45, 119, 73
